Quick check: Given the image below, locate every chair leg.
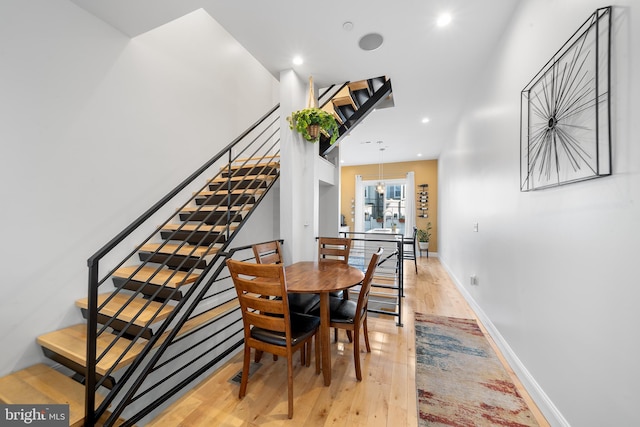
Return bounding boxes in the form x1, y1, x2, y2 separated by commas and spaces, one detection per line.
239, 345, 251, 398
363, 317, 371, 353
334, 327, 338, 342
287, 353, 294, 419
346, 330, 353, 343
353, 327, 362, 381
254, 350, 263, 363
314, 334, 320, 375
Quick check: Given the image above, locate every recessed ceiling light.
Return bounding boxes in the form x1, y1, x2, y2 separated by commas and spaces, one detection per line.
421, 117, 430, 123
343, 21, 354, 31
437, 12, 452, 27
292, 56, 303, 65
359, 33, 384, 51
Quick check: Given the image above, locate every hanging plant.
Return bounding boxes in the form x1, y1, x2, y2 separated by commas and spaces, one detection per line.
287, 107, 339, 145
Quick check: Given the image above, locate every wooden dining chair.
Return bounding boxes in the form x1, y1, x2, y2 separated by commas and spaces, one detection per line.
317, 237, 354, 339
328, 247, 383, 381
253, 240, 321, 315
226, 259, 320, 419
318, 236, 352, 298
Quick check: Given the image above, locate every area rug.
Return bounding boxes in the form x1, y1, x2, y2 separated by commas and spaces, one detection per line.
415, 313, 539, 426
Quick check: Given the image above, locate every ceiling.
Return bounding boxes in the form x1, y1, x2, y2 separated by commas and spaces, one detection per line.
71, 0, 521, 166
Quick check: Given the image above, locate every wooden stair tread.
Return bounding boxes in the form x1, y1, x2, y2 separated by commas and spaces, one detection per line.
0, 364, 103, 427
209, 174, 274, 183
223, 161, 279, 171
348, 80, 369, 91
332, 86, 357, 109
75, 293, 174, 326
161, 223, 236, 233
113, 266, 199, 286
232, 155, 279, 164
139, 243, 217, 258
36, 325, 146, 376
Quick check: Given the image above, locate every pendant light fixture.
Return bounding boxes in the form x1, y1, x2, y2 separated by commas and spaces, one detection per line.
376, 141, 385, 194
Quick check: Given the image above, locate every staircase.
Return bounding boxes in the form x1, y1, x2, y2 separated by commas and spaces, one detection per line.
0, 76, 393, 427
2, 154, 279, 426
318, 76, 393, 157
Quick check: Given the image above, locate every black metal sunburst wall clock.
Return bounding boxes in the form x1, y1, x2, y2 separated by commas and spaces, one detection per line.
520, 6, 612, 191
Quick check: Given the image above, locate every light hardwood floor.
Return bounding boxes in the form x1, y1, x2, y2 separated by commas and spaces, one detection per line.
147, 256, 549, 426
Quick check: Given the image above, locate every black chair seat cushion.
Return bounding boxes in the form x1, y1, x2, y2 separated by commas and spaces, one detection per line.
309, 296, 360, 324
250, 312, 320, 347
327, 298, 359, 324
288, 293, 321, 314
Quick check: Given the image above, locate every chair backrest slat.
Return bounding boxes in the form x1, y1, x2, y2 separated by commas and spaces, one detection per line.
318, 237, 352, 264
253, 241, 283, 265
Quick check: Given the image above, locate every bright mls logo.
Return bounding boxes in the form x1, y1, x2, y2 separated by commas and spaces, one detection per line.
0, 405, 68, 426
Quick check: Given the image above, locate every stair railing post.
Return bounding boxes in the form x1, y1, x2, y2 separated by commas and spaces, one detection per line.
226, 150, 232, 241
85, 257, 99, 426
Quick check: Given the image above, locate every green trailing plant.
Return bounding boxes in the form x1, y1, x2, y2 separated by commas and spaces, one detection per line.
417, 222, 432, 242
287, 107, 339, 144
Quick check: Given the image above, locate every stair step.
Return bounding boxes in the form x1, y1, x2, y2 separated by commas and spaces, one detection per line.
113, 265, 199, 287
161, 223, 235, 233
194, 193, 258, 206
221, 162, 279, 178
209, 173, 274, 184
140, 243, 217, 258
332, 86, 357, 109
75, 293, 174, 327
231, 155, 279, 166
37, 325, 146, 377
224, 160, 279, 171
178, 209, 243, 225
0, 364, 104, 427
321, 102, 344, 125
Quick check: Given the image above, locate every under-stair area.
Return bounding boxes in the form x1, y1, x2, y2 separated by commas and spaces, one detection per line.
0, 76, 393, 427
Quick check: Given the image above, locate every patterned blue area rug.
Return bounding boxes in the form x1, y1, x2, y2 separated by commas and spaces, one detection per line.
415, 313, 539, 426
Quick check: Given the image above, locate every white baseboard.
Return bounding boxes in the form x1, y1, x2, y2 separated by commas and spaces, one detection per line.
438, 258, 570, 427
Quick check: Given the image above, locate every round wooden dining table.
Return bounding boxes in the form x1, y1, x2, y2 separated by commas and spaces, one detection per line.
284, 261, 364, 386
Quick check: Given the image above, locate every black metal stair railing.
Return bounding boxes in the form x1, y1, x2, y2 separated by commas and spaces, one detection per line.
85, 104, 281, 426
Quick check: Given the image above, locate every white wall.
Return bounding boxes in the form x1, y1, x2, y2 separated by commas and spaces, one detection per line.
0, 1, 279, 375
439, 1, 639, 426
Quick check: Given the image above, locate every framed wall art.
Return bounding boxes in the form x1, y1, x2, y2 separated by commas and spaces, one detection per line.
520, 6, 612, 191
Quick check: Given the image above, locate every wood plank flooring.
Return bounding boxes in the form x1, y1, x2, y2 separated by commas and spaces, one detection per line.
147, 256, 549, 426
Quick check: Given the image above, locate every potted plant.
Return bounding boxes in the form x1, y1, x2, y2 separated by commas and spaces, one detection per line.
287, 107, 339, 144
416, 222, 432, 251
